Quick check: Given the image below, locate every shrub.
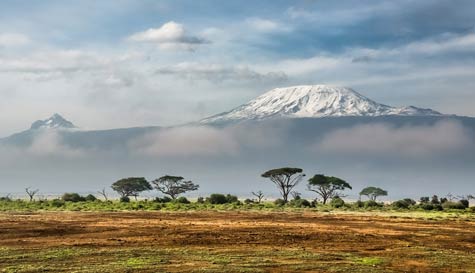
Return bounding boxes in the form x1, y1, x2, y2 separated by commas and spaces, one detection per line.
50, 199, 65, 208
206, 194, 228, 204
274, 199, 286, 206
85, 194, 97, 202
289, 198, 311, 207
330, 197, 345, 208
175, 196, 190, 204
354, 200, 364, 208
120, 196, 130, 203
364, 200, 382, 208
154, 196, 172, 203
225, 194, 239, 203
419, 197, 430, 204
459, 199, 469, 208
442, 201, 466, 210
392, 199, 416, 209
0, 196, 12, 202
61, 193, 86, 202
196, 197, 204, 204
420, 203, 434, 210
244, 198, 254, 204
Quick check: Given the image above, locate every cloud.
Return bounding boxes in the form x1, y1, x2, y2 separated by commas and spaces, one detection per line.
351, 56, 373, 63
127, 21, 208, 50
0, 33, 30, 47
129, 126, 239, 158
314, 120, 474, 158
0, 131, 85, 160
155, 62, 288, 84
245, 18, 289, 32
27, 131, 85, 157
285, 3, 395, 26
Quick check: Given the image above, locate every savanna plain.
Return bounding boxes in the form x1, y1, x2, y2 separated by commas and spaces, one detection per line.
1, 209, 474, 273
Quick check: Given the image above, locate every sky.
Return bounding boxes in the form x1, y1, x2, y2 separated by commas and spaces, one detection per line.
0, 0, 475, 136
0, 1, 475, 198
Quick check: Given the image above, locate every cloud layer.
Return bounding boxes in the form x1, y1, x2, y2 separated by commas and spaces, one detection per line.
128, 21, 207, 50
314, 120, 474, 158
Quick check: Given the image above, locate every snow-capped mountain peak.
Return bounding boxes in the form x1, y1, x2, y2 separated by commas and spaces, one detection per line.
200, 85, 442, 123
30, 113, 76, 130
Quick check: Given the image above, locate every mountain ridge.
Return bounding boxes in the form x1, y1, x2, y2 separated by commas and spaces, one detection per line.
200, 85, 442, 124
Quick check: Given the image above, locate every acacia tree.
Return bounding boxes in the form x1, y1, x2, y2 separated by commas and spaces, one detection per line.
151, 175, 199, 199
307, 175, 352, 204
25, 187, 39, 202
359, 186, 388, 201
261, 167, 305, 203
111, 177, 152, 200
97, 188, 109, 201
251, 190, 264, 203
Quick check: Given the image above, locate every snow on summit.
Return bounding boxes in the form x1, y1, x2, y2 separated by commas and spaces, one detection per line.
30, 113, 76, 130
201, 85, 442, 123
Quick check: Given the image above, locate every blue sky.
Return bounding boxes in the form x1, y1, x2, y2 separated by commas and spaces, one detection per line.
1, 0, 475, 135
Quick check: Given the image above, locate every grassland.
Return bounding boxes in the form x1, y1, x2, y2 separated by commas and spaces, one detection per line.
0, 209, 474, 272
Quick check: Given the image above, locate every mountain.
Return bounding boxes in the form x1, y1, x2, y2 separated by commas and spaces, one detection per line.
30, 113, 76, 130
200, 85, 442, 124
1, 113, 160, 149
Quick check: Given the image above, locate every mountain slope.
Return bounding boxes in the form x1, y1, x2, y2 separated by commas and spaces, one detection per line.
200, 85, 442, 124
30, 113, 76, 130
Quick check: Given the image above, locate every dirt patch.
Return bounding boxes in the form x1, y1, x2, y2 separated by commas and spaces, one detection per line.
0, 211, 474, 272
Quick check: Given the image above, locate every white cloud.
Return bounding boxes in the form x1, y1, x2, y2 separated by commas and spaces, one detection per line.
0, 33, 30, 47
286, 3, 395, 26
314, 120, 474, 158
127, 21, 207, 50
27, 130, 85, 157
156, 62, 287, 84
130, 126, 239, 158
245, 18, 289, 32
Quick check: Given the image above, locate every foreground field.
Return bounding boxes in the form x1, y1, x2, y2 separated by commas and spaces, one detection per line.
0, 211, 474, 273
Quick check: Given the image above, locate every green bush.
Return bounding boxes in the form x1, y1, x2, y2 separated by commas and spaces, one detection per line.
330, 197, 345, 208
459, 199, 469, 208
120, 196, 130, 203
442, 201, 466, 210
244, 198, 254, 204
420, 203, 434, 210
274, 199, 286, 206
364, 200, 382, 208
85, 194, 97, 202
392, 199, 416, 209
289, 198, 311, 208
225, 194, 239, 203
50, 199, 65, 208
207, 194, 228, 204
175, 196, 190, 204
155, 196, 172, 203
61, 193, 86, 202
354, 200, 364, 208
204, 193, 240, 204
197, 197, 204, 203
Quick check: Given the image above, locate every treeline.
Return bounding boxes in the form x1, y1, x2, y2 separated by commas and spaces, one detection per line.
2, 167, 474, 212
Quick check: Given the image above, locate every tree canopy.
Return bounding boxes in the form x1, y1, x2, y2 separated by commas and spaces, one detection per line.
111, 177, 152, 199
359, 186, 388, 201
261, 167, 305, 203
307, 174, 352, 204
151, 175, 199, 199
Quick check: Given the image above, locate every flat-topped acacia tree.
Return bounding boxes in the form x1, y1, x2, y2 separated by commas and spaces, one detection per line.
261, 167, 305, 203
307, 174, 352, 204
359, 186, 388, 201
152, 175, 199, 200
111, 177, 152, 201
